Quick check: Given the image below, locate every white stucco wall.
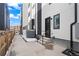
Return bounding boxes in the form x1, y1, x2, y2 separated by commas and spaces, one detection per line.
73, 4, 79, 42
35, 4, 38, 34
23, 3, 28, 27
42, 3, 79, 42
22, 3, 28, 37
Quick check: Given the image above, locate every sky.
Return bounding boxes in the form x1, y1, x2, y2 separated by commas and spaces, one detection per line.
8, 3, 22, 26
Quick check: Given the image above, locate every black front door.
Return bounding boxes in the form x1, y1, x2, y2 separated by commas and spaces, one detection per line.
45, 17, 51, 38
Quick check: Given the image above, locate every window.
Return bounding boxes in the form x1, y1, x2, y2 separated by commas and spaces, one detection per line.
53, 14, 60, 29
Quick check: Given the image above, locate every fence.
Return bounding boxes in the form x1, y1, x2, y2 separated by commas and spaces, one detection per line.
0, 31, 15, 56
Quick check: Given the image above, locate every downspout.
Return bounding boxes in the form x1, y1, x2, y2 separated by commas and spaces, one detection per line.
63, 3, 79, 56
70, 3, 77, 51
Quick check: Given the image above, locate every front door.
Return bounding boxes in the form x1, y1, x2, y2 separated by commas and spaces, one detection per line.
45, 17, 51, 38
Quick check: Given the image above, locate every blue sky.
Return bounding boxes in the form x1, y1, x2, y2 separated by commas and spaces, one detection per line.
8, 3, 22, 26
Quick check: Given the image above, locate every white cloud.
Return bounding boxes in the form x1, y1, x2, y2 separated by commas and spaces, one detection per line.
17, 14, 20, 17
8, 7, 13, 10
10, 14, 20, 19
8, 3, 21, 10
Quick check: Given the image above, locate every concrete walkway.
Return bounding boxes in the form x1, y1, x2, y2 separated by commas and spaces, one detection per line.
5, 34, 66, 56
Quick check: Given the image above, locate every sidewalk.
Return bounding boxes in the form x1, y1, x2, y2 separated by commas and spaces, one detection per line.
5, 33, 66, 56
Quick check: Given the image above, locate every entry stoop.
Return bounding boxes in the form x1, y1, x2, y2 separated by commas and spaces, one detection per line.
43, 37, 53, 50
36, 36, 54, 50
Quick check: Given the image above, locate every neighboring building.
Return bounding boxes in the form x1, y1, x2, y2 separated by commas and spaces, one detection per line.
0, 3, 10, 30
22, 3, 28, 29
22, 3, 36, 38
23, 3, 36, 30
22, 3, 29, 38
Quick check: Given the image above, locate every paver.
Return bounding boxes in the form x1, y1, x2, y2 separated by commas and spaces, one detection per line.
6, 34, 66, 56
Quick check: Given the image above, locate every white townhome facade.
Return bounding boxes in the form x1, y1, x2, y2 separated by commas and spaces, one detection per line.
41, 3, 79, 52
22, 3, 79, 52
42, 3, 79, 41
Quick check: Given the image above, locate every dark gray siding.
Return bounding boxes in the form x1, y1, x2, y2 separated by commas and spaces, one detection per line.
37, 3, 42, 35
0, 3, 10, 30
